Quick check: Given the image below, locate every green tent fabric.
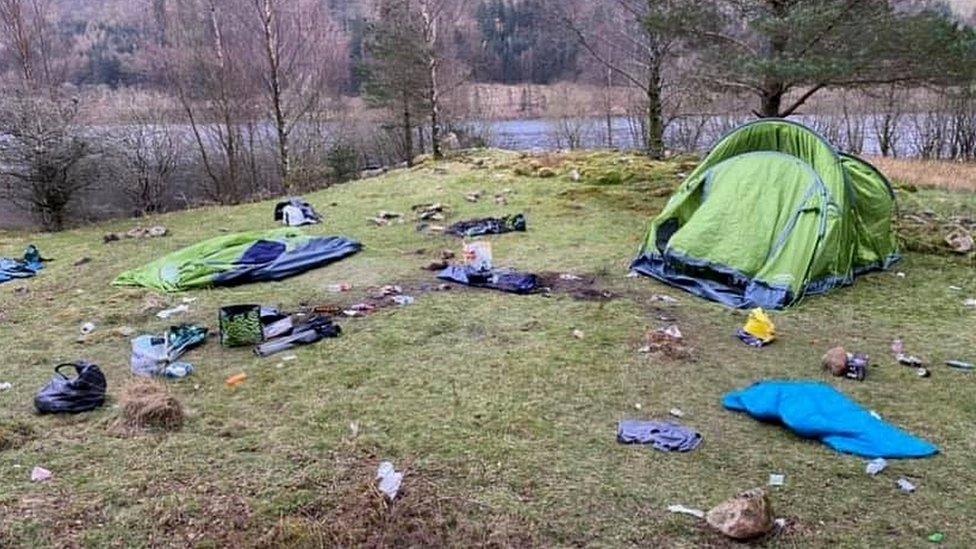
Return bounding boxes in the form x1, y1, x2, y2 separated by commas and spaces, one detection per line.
114, 229, 362, 292
632, 119, 898, 309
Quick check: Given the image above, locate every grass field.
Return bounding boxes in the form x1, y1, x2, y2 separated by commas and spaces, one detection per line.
1, 150, 974, 547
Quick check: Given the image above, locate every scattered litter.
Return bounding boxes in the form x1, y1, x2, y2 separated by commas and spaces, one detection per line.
34, 361, 107, 414
115, 326, 135, 338
572, 329, 584, 339
328, 283, 352, 293
162, 362, 194, 379
219, 305, 263, 347
438, 265, 539, 295
254, 315, 340, 357
866, 458, 888, 476
634, 403, 642, 410
274, 198, 321, 226
898, 354, 924, 367
667, 504, 705, 518
226, 373, 247, 387
948, 285, 963, 291
823, 347, 868, 380
916, 367, 931, 378
896, 272, 906, 278
964, 298, 976, 308
724, 382, 938, 458
370, 210, 404, 226
411, 202, 450, 221
650, 294, 679, 304
156, 304, 189, 319
31, 466, 52, 482
181, 297, 197, 304
869, 410, 881, 420
669, 408, 684, 418
344, 303, 377, 317
626, 271, 639, 278
446, 213, 526, 237
463, 190, 482, 202
392, 295, 415, 306
376, 284, 403, 297
892, 338, 925, 368
376, 461, 403, 501
119, 379, 185, 431
617, 419, 702, 452
104, 225, 168, 243
131, 324, 208, 377
945, 227, 974, 254
928, 532, 945, 543
282, 355, 297, 362
897, 477, 916, 493
946, 360, 974, 371
706, 488, 774, 540
736, 308, 776, 347
569, 169, 581, 181
768, 474, 785, 487
80, 322, 96, 335
0, 382, 11, 391
494, 194, 507, 205
559, 273, 582, 281
639, 325, 690, 358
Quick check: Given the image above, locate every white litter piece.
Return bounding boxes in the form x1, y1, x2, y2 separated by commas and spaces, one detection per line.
626, 271, 639, 278
156, 304, 189, 319
634, 403, 642, 410
282, 355, 298, 362
651, 294, 679, 304
667, 504, 705, 518
0, 382, 11, 391
949, 285, 963, 291
868, 410, 882, 420
669, 408, 684, 418
896, 272, 906, 278
392, 295, 415, 306
866, 458, 888, 476
572, 329, 584, 339
897, 478, 916, 493
181, 297, 198, 303
768, 474, 785, 486
31, 466, 52, 482
80, 322, 96, 335
328, 283, 352, 293
662, 325, 683, 340
964, 298, 976, 308
376, 461, 403, 501
559, 273, 582, 281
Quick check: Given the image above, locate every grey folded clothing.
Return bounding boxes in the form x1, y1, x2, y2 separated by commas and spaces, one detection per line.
617, 420, 702, 452
254, 315, 339, 357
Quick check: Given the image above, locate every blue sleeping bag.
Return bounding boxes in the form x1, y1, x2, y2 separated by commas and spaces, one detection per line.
0, 245, 45, 285
723, 381, 938, 459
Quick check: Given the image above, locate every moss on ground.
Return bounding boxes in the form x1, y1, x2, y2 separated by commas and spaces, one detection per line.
0, 149, 974, 546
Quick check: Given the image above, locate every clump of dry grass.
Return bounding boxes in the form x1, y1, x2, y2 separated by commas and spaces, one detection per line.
868, 156, 976, 191
117, 379, 185, 432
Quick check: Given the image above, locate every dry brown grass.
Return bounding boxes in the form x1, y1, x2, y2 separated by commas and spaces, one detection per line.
868, 156, 976, 191
116, 379, 185, 432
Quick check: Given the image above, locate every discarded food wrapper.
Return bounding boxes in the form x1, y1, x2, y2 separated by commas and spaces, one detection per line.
898, 354, 924, 367
845, 353, 869, 381
327, 283, 352, 293
768, 474, 785, 487
572, 329, 584, 339
897, 477, 916, 493
667, 504, 705, 518
163, 362, 194, 379
964, 298, 976, 308
669, 408, 684, 418
916, 367, 930, 378
80, 322, 96, 335
31, 466, 52, 482
928, 532, 945, 543
376, 461, 403, 501
737, 308, 775, 347
0, 382, 11, 391
226, 373, 247, 387
866, 457, 888, 476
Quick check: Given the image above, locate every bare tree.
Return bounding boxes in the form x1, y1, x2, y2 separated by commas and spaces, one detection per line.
0, 0, 62, 87
0, 93, 104, 230
251, 0, 347, 187
160, 0, 261, 203
118, 114, 183, 213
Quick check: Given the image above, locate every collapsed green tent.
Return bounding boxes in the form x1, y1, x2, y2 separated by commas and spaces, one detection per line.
632, 119, 898, 309
114, 229, 362, 292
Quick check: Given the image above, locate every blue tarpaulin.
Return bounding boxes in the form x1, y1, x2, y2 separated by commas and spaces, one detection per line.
0, 245, 45, 285
723, 381, 938, 459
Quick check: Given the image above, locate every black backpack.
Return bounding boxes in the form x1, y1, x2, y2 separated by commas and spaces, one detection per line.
35, 362, 107, 414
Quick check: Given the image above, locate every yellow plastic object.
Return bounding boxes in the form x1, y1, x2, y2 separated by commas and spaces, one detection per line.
742, 308, 776, 343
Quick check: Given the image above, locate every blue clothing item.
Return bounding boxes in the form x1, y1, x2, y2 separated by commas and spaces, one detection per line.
0, 245, 45, 285
723, 381, 938, 459
617, 420, 702, 452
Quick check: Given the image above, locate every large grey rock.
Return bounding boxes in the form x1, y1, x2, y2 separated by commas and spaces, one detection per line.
706, 487, 774, 540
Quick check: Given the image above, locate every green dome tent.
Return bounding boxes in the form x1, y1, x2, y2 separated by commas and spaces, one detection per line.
631, 118, 899, 309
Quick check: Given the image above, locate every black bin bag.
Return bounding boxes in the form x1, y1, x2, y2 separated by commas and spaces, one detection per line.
34, 361, 107, 414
